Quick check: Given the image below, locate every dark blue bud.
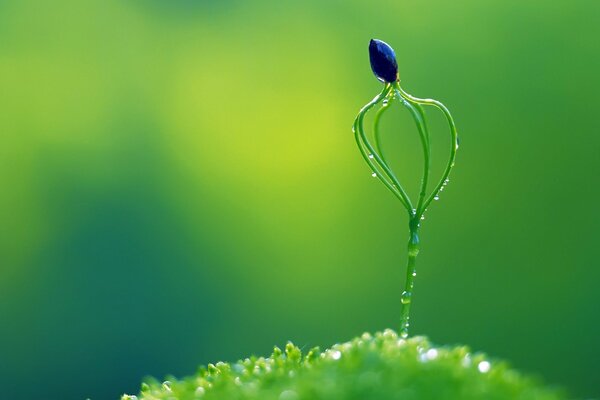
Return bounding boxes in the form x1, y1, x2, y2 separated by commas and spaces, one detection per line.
369, 39, 398, 83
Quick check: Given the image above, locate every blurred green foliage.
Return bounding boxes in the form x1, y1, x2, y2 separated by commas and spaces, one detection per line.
130, 330, 564, 400
0, 1, 599, 399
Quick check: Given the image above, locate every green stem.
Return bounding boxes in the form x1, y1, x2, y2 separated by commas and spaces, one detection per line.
400, 220, 420, 339
354, 81, 458, 339
373, 100, 392, 165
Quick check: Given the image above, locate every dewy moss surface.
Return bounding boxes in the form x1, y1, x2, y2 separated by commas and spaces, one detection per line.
124, 330, 565, 400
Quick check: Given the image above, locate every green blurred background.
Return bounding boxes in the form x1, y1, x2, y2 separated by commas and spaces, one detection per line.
1, 1, 599, 399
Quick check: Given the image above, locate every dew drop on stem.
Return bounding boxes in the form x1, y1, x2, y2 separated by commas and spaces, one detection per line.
401, 291, 412, 304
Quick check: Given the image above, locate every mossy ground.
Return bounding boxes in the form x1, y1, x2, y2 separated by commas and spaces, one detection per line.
124, 330, 565, 400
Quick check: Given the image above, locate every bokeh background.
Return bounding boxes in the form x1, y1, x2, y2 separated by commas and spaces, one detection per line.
1, 0, 599, 399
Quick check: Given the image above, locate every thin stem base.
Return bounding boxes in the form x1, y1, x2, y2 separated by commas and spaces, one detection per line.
399, 222, 420, 338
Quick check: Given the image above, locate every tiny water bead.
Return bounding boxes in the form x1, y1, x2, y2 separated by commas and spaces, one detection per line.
462, 354, 472, 368
354, 38, 458, 339
400, 291, 412, 304
478, 361, 491, 373
419, 348, 439, 362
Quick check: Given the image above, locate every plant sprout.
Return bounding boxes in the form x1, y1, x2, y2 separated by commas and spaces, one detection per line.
353, 39, 459, 339
122, 41, 568, 400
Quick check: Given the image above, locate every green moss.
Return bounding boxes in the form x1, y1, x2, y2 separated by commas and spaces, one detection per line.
124, 330, 565, 400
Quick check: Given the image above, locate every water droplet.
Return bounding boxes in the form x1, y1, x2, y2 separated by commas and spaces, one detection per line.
419, 348, 438, 362
434, 195, 439, 201
371, 172, 377, 177
382, 329, 398, 341
412, 272, 417, 277
352, 126, 356, 133
330, 350, 342, 360
162, 381, 172, 392
420, 215, 425, 220
195, 387, 206, 396
400, 291, 412, 304
382, 99, 389, 106
478, 361, 491, 373
462, 354, 472, 367
444, 178, 450, 184
368, 154, 374, 159
439, 186, 444, 192
122, 396, 138, 400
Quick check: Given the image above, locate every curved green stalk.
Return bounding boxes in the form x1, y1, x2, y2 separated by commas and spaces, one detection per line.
397, 89, 431, 217
373, 101, 392, 165
353, 89, 409, 211
354, 133, 406, 208
414, 103, 430, 149
397, 85, 459, 213
373, 99, 412, 214
354, 85, 414, 215
357, 122, 414, 214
